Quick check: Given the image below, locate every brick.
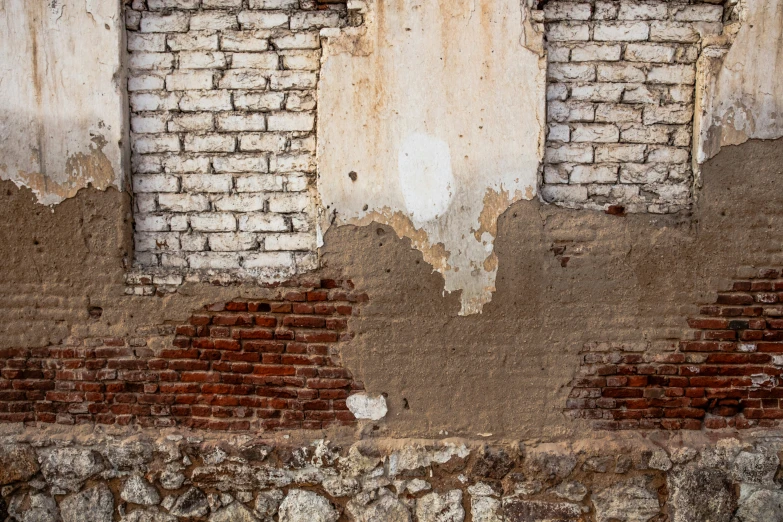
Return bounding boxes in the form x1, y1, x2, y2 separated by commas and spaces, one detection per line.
219, 69, 268, 89
184, 134, 236, 153
595, 144, 646, 163
216, 113, 267, 132
168, 32, 220, 51
190, 12, 239, 31
180, 51, 227, 69
617, 2, 668, 20
166, 70, 215, 91
547, 23, 590, 41
267, 112, 315, 132
238, 11, 290, 30
221, 31, 271, 52
594, 22, 650, 41
625, 43, 676, 63
181, 174, 232, 193
543, 3, 592, 21
571, 124, 620, 143
180, 91, 232, 111
570, 44, 622, 62
140, 12, 190, 33
191, 213, 237, 232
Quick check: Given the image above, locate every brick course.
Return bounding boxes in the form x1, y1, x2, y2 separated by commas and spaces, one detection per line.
0, 280, 365, 431
566, 268, 783, 430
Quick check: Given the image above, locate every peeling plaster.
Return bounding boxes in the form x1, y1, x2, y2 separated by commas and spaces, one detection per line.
317, 0, 546, 314
695, 0, 783, 166
0, 0, 125, 205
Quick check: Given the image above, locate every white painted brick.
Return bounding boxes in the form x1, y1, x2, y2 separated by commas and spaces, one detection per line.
126, 9, 142, 31
128, 33, 167, 52
213, 194, 266, 211
162, 155, 212, 173
285, 174, 309, 191
166, 70, 215, 91
271, 154, 315, 172
180, 91, 232, 111
673, 5, 723, 22
571, 124, 619, 143
595, 144, 646, 162
234, 91, 285, 111
267, 112, 315, 131
217, 113, 267, 132
136, 214, 169, 232
136, 233, 181, 252
239, 213, 288, 232
595, 103, 642, 123
133, 134, 181, 154
649, 22, 700, 43
269, 71, 317, 90
191, 213, 237, 231
548, 101, 596, 123
171, 215, 190, 231
543, 3, 592, 21
668, 164, 690, 181
546, 84, 569, 101
570, 164, 619, 184
647, 146, 689, 163
622, 84, 662, 104
135, 194, 158, 213
548, 124, 570, 142
268, 193, 310, 213
271, 33, 320, 49
570, 44, 622, 62
548, 63, 596, 82
620, 164, 668, 184
208, 233, 258, 251
239, 133, 287, 152
131, 114, 169, 134
180, 51, 227, 69
242, 252, 294, 269
181, 174, 233, 193
546, 44, 571, 63
290, 12, 342, 30
674, 45, 699, 64
545, 144, 594, 163
593, 22, 650, 41
129, 74, 167, 92
235, 174, 284, 192
167, 32, 220, 51
129, 52, 175, 70
159, 193, 211, 212
133, 155, 164, 174
180, 233, 208, 251
281, 50, 321, 70
219, 69, 268, 89
617, 2, 668, 20
238, 11, 290, 30
647, 64, 696, 85
290, 251, 315, 270
547, 23, 590, 42
231, 53, 279, 70
541, 185, 588, 203
619, 124, 671, 144
544, 165, 569, 184
597, 63, 646, 83
147, 0, 200, 9
185, 134, 236, 153
250, 0, 298, 8
190, 12, 238, 31
625, 43, 676, 63
203, 0, 243, 7
213, 154, 269, 173
594, 2, 619, 20
265, 233, 315, 251
168, 113, 215, 132
221, 31, 271, 52
570, 83, 624, 102
284, 91, 316, 111
643, 104, 693, 125
188, 252, 241, 269
672, 126, 691, 147
140, 12, 190, 33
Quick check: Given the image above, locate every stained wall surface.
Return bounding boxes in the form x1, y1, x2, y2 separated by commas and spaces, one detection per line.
0, 0, 125, 205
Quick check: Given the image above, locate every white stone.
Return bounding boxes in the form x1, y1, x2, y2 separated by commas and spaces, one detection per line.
278, 490, 339, 522
346, 394, 388, 420
416, 491, 465, 522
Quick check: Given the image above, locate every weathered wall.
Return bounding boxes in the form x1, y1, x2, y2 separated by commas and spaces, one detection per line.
0, 0, 126, 205
317, 0, 546, 315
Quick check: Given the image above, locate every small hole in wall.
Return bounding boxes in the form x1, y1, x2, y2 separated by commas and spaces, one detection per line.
386, 269, 391, 273
363, 204, 368, 211
33, 239, 39, 245
377, 228, 385, 236
348, 171, 358, 182
403, 398, 410, 410
88, 307, 103, 320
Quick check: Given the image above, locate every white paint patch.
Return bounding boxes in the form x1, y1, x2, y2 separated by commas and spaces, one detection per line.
318, 0, 546, 315
346, 393, 388, 421
398, 133, 455, 223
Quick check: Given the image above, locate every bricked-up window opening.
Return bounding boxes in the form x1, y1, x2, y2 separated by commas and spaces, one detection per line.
540, 0, 725, 213
125, 0, 355, 293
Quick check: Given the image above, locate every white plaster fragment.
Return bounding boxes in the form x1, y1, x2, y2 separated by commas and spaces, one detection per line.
346, 394, 388, 421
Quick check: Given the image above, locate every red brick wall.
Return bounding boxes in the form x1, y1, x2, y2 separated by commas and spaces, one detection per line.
567, 268, 783, 430
0, 280, 365, 431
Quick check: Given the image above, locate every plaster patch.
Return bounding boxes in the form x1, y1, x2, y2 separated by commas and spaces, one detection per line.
346, 393, 388, 421
695, 0, 783, 165
318, 0, 546, 314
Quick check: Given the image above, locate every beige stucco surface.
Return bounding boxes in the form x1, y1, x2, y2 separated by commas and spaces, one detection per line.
317, 0, 546, 315
696, 0, 783, 164
0, 0, 125, 205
